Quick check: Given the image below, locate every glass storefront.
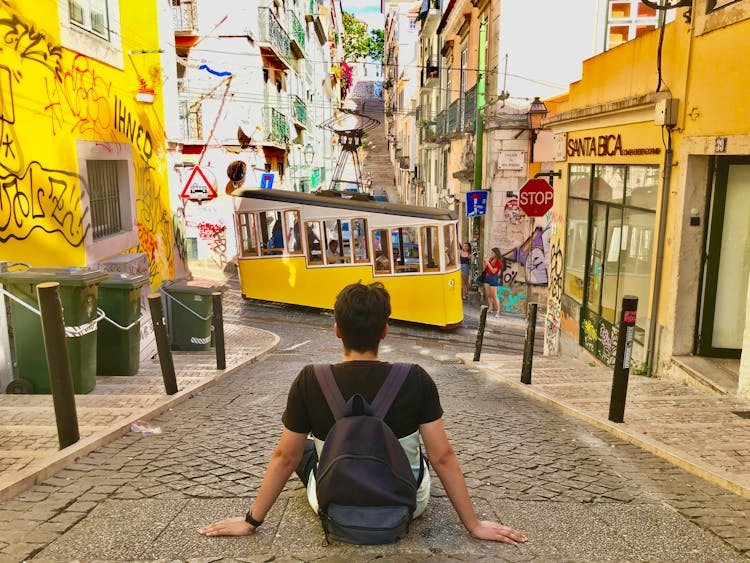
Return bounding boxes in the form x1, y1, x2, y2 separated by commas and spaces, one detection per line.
563, 163, 659, 364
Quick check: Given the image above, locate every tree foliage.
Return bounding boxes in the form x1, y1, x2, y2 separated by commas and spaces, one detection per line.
342, 12, 384, 63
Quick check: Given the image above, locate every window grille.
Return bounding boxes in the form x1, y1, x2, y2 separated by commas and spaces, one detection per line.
87, 160, 122, 240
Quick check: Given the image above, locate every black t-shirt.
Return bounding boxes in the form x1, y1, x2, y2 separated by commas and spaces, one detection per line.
282, 361, 444, 440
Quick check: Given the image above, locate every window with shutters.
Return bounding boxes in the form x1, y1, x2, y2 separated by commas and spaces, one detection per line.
59, 0, 123, 69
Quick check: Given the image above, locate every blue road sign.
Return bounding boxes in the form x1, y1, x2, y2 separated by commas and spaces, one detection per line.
466, 190, 488, 217
260, 173, 275, 189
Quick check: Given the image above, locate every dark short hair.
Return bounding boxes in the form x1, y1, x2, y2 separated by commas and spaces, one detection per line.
334, 282, 391, 353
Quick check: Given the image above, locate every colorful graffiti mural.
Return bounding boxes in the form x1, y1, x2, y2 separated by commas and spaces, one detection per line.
0, 1, 173, 288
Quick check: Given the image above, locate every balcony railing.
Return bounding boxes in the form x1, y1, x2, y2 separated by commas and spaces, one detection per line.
289, 11, 305, 57
293, 95, 307, 127
263, 106, 290, 144
436, 111, 446, 138
447, 99, 459, 134
172, 0, 197, 32
258, 7, 291, 69
178, 98, 202, 141
463, 85, 477, 132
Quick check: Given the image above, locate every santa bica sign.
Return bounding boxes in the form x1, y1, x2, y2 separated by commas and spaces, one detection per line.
567, 134, 661, 158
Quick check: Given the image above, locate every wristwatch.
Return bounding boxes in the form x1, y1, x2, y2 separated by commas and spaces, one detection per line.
244, 509, 263, 528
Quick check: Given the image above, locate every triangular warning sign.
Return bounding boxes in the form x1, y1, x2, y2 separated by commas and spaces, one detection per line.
181, 165, 218, 201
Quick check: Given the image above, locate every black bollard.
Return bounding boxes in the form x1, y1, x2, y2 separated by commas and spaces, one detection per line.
473, 305, 489, 361
36, 282, 80, 449
212, 291, 226, 370
608, 295, 639, 423
520, 302, 538, 385
148, 293, 178, 395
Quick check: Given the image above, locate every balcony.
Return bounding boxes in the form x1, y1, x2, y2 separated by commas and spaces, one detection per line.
463, 85, 477, 132
447, 99, 459, 134
258, 7, 291, 70
436, 111, 446, 139
289, 11, 306, 58
419, 0, 441, 35
292, 95, 307, 128
420, 121, 438, 145
263, 106, 290, 146
172, 0, 198, 49
178, 98, 202, 142
421, 61, 439, 89
305, 0, 327, 44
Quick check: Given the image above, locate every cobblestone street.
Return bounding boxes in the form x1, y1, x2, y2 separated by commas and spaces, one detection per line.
0, 303, 748, 561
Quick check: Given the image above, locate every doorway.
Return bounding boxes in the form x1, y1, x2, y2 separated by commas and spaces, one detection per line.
698, 156, 750, 358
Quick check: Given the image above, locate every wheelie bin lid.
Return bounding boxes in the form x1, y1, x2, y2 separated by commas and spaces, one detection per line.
0, 267, 109, 287
100, 272, 150, 289
161, 279, 221, 296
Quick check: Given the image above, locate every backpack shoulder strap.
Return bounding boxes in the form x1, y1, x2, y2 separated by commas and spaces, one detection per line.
371, 363, 412, 419
313, 364, 347, 420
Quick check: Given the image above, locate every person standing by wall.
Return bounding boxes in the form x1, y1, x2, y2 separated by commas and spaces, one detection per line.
483, 247, 503, 317
460, 242, 472, 302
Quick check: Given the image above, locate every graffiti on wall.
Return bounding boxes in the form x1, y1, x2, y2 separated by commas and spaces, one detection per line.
197, 221, 228, 269
544, 240, 563, 355
502, 226, 550, 286
0, 2, 174, 287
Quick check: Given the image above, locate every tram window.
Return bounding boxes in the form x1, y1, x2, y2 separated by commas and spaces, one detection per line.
391, 227, 420, 273
372, 228, 392, 274
260, 211, 284, 255
444, 224, 458, 269
421, 226, 439, 271
305, 221, 323, 264
352, 218, 369, 263
285, 210, 303, 254
237, 212, 259, 257
324, 219, 351, 264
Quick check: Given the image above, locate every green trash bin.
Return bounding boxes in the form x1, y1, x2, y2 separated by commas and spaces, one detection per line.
97, 273, 149, 376
0, 268, 109, 394
161, 280, 217, 351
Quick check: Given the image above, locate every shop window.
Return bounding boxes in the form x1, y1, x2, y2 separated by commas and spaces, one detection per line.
305, 221, 323, 263
563, 163, 658, 352
237, 212, 259, 256
372, 229, 392, 274
421, 226, 440, 272
284, 210, 303, 254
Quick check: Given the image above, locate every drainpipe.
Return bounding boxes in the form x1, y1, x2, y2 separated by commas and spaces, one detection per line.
646, 129, 673, 375
471, 16, 487, 281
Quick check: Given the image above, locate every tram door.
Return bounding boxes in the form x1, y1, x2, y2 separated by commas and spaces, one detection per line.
698, 157, 750, 358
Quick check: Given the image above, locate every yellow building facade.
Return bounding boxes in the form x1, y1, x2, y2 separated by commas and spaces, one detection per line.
0, 0, 174, 287
545, 0, 750, 397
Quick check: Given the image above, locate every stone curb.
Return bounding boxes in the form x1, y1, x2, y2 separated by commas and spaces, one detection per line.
458, 354, 750, 501
0, 331, 280, 503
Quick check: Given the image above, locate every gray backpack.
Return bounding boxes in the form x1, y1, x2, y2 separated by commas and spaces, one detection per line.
314, 363, 417, 545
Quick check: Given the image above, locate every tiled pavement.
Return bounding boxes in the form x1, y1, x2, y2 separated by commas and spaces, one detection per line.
0, 323, 279, 501
459, 353, 750, 500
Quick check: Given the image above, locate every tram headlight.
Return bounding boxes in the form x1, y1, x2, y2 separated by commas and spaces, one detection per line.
448, 279, 455, 287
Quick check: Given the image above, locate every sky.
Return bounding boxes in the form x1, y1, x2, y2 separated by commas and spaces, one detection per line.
343, 0, 385, 30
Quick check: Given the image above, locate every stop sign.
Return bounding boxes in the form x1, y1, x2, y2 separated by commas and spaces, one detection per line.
519, 178, 554, 217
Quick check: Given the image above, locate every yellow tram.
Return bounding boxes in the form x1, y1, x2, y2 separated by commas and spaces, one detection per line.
233, 189, 463, 328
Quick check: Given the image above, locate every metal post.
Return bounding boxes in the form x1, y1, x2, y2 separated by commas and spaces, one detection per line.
473, 305, 489, 361
521, 302, 538, 384
148, 293, 178, 395
36, 282, 80, 449
608, 295, 639, 423
212, 291, 225, 370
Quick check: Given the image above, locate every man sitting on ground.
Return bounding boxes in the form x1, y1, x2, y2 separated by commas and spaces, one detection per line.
198, 282, 527, 545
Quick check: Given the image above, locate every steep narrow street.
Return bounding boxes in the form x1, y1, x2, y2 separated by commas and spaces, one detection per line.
349, 80, 399, 203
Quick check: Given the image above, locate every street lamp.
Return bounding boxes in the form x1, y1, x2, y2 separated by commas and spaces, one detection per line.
527, 96, 549, 163
303, 143, 314, 166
